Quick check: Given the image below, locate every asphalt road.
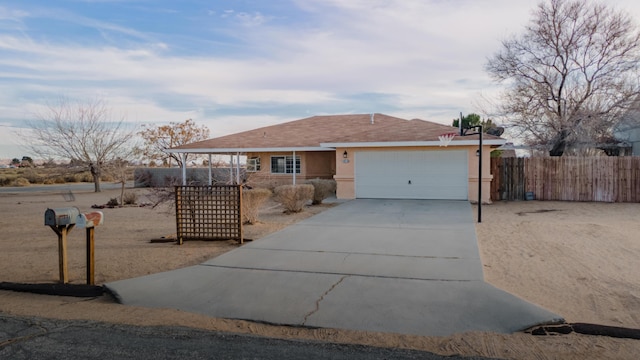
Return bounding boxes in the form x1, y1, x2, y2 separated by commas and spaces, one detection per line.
0, 314, 499, 360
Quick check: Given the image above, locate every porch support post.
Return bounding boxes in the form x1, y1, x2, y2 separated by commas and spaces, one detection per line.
292, 150, 296, 185
181, 153, 188, 185
229, 154, 234, 184
208, 154, 213, 186
236, 152, 241, 184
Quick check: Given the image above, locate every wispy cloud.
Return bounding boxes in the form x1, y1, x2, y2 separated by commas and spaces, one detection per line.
0, 6, 29, 20
1, 0, 640, 159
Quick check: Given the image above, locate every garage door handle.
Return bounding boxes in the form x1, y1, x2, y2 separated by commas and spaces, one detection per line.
408, 180, 411, 184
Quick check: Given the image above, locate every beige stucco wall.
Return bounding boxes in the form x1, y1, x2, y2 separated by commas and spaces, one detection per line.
333, 146, 494, 203
246, 151, 335, 187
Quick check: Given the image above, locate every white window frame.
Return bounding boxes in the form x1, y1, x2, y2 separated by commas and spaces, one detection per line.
271, 155, 300, 174
247, 157, 261, 172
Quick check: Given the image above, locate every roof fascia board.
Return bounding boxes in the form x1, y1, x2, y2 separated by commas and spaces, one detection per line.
167, 147, 333, 154
169, 140, 508, 153
320, 139, 507, 147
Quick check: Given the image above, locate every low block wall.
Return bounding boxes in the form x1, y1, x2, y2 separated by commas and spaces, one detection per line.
134, 167, 245, 187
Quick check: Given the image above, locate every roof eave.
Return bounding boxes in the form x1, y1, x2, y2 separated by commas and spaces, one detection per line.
321, 139, 507, 147
167, 146, 334, 154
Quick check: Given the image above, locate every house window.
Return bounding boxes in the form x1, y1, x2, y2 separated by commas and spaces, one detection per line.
247, 157, 261, 172
271, 155, 300, 174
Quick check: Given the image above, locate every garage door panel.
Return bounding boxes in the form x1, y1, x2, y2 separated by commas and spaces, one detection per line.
355, 150, 467, 200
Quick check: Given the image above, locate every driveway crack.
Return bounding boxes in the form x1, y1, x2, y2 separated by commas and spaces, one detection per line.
302, 275, 349, 326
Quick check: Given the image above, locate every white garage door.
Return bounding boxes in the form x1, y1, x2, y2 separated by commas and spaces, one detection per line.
355, 150, 468, 200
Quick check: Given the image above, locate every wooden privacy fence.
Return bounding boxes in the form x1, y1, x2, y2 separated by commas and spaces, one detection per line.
491, 157, 640, 202
175, 185, 243, 244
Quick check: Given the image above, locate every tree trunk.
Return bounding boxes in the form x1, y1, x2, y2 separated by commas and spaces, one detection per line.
90, 163, 102, 192
549, 129, 569, 156
92, 175, 102, 192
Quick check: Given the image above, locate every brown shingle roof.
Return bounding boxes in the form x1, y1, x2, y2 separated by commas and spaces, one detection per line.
173, 113, 499, 151
324, 118, 458, 143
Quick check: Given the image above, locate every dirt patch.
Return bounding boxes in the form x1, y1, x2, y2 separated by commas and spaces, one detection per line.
1, 188, 639, 359
516, 209, 562, 216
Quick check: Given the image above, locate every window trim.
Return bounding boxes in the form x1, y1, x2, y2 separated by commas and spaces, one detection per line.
247, 157, 261, 172
270, 155, 301, 174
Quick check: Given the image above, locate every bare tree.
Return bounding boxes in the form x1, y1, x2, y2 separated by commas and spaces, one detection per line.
26, 98, 135, 192
486, 0, 640, 156
136, 119, 210, 168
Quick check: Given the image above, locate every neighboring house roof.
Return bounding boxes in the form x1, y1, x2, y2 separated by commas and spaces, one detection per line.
171, 113, 505, 153
615, 95, 640, 142
495, 149, 517, 157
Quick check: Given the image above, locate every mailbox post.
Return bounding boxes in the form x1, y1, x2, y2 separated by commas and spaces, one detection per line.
45, 207, 80, 284
76, 211, 103, 285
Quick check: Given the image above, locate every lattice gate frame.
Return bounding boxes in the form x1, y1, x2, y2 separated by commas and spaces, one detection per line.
175, 185, 243, 245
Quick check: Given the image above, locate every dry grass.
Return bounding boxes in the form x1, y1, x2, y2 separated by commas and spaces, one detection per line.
0, 166, 133, 187
242, 188, 272, 224
305, 178, 337, 205
273, 184, 314, 213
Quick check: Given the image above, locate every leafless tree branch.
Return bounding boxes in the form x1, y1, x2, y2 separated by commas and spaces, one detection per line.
486, 0, 640, 155
25, 97, 136, 192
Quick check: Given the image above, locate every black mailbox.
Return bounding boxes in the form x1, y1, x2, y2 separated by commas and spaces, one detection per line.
45, 207, 80, 227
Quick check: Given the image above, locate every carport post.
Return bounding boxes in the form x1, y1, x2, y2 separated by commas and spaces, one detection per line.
181, 153, 188, 186
208, 154, 213, 186
229, 154, 234, 184
292, 150, 296, 185
236, 152, 241, 184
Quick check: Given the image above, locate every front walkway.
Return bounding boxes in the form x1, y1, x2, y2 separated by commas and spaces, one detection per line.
106, 199, 562, 336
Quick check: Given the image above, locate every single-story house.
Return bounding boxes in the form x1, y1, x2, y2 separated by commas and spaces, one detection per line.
169, 113, 506, 203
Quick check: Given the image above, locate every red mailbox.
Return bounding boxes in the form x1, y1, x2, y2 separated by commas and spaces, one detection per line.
76, 211, 104, 228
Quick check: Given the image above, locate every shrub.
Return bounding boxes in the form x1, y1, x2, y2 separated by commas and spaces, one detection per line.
305, 178, 337, 205
65, 171, 95, 183
12, 177, 30, 187
53, 176, 66, 184
64, 173, 80, 183
22, 169, 44, 184
122, 191, 138, 205
80, 172, 94, 182
134, 170, 153, 187
106, 197, 119, 207
0, 173, 18, 186
273, 184, 314, 213
242, 188, 272, 224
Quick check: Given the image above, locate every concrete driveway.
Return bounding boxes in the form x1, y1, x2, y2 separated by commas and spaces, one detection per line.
106, 199, 562, 337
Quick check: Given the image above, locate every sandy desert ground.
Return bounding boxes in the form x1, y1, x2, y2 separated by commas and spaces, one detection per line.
0, 186, 639, 359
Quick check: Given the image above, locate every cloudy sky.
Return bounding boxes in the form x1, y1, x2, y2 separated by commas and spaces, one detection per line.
1, 0, 640, 159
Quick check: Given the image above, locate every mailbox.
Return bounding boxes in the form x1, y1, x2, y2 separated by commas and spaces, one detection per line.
76, 211, 104, 228
45, 207, 80, 227
44, 207, 102, 285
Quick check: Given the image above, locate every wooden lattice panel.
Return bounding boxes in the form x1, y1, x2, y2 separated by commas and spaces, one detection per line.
175, 185, 243, 244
